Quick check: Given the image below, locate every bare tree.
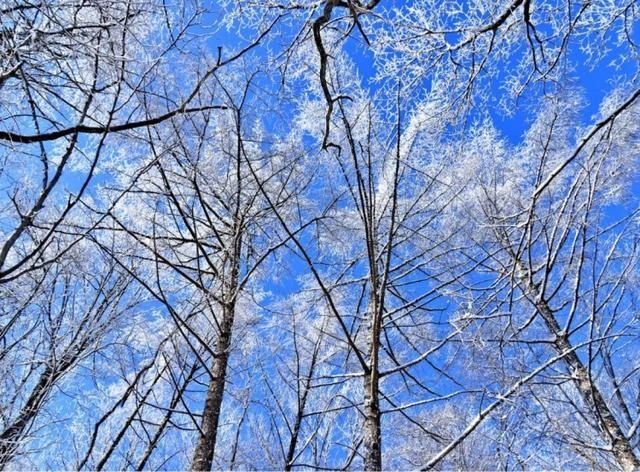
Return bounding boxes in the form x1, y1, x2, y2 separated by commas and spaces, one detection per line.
420, 90, 640, 470
1, 0, 639, 470
0, 242, 141, 468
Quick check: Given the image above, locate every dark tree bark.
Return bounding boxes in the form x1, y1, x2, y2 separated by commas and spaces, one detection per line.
362, 370, 382, 471
190, 304, 235, 471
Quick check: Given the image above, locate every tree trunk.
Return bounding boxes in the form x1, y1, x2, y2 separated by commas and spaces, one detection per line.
0, 356, 73, 470
518, 269, 640, 471
284, 377, 310, 472
362, 370, 382, 471
363, 291, 382, 471
190, 305, 235, 472
137, 362, 198, 470
284, 405, 303, 472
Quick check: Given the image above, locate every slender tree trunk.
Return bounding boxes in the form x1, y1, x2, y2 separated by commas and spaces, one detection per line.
517, 266, 640, 471
137, 362, 198, 470
0, 356, 73, 470
191, 115, 246, 471
284, 323, 326, 470
362, 370, 382, 471
0, 378, 49, 470
190, 304, 235, 472
535, 296, 639, 471
363, 292, 382, 471
284, 392, 306, 472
